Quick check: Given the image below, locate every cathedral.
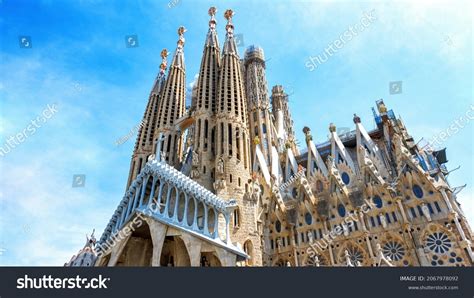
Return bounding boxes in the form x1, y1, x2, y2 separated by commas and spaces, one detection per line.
67, 7, 473, 267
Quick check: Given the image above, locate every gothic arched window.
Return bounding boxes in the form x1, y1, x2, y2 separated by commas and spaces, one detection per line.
412, 185, 424, 199
305, 212, 312, 225
341, 172, 350, 185
233, 208, 240, 228
337, 204, 346, 217
275, 220, 282, 233
372, 196, 383, 208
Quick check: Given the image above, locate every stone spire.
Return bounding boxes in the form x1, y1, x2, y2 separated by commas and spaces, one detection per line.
126, 49, 168, 189
151, 49, 169, 94
222, 9, 238, 55
171, 26, 186, 69
155, 27, 187, 166
190, 7, 221, 191
215, 9, 251, 190
243, 45, 273, 164
271, 85, 298, 154
205, 6, 219, 48
215, 9, 262, 265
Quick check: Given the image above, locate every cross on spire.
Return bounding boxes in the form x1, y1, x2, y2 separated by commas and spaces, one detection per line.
208, 7, 217, 29
224, 9, 234, 36
177, 26, 186, 49
159, 49, 168, 74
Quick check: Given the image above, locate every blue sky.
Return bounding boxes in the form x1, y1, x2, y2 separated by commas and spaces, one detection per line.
0, 0, 472, 265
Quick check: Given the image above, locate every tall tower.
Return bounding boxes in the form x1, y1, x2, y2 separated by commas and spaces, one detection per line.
190, 7, 221, 191
271, 85, 298, 154
155, 27, 187, 166
126, 49, 168, 189
243, 45, 273, 165
215, 9, 262, 265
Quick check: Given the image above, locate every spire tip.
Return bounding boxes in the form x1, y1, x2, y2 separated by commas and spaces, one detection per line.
224, 9, 234, 21
208, 6, 217, 16
224, 9, 234, 34
177, 26, 186, 48
208, 7, 217, 28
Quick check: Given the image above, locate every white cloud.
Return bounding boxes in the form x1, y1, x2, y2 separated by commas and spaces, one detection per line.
0, 52, 128, 266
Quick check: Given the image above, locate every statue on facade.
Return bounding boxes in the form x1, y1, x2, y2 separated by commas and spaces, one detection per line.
421, 203, 432, 222
313, 255, 320, 267
217, 158, 224, 174
379, 213, 387, 229
86, 229, 96, 248
342, 223, 349, 236
344, 250, 354, 267
251, 181, 261, 202
276, 237, 283, 251
253, 135, 260, 145
374, 243, 394, 267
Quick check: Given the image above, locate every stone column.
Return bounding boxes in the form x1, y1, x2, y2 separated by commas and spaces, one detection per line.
136, 176, 148, 208
181, 233, 203, 266
396, 198, 408, 222
324, 221, 335, 265
214, 246, 237, 267
203, 205, 210, 235
142, 176, 156, 207
358, 210, 367, 231
440, 188, 454, 212
364, 232, 375, 265
146, 218, 168, 266
163, 186, 172, 217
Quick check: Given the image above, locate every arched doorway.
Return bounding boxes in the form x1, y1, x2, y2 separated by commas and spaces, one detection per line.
160, 236, 191, 266
200, 252, 222, 267
115, 221, 153, 266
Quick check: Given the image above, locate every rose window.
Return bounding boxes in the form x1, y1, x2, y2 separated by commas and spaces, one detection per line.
426, 232, 452, 254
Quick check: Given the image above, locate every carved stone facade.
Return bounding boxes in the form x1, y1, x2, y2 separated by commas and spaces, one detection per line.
69, 7, 473, 267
